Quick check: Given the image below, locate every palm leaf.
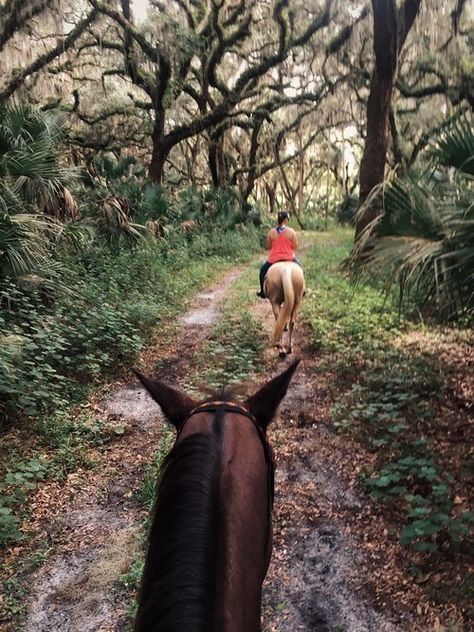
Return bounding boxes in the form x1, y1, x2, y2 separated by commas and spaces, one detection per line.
433, 115, 474, 176
0, 104, 80, 278
0, 213, 57, 277
97, 196, 144, 246
349, 136, 474, 320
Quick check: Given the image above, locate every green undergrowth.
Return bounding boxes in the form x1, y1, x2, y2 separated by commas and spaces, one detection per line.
0, 406, 137, 565
0, 543, 50, 620
1, 227, 261, 428
0, 458, 48, 546
0, 227, 263, 551
302, 229, 473, 574
302, 228, 402, 352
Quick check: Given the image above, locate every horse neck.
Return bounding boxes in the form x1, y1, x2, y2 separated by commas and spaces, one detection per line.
135, 411, 270, 632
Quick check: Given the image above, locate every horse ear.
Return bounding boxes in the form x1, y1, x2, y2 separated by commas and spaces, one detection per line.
134, 370, 196, 430
246, 359, 300, 431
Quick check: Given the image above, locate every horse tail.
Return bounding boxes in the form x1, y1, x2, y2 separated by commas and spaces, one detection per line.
273, 267, 295, 343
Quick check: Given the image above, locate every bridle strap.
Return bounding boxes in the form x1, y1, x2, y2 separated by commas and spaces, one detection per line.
184, 400, 259, 427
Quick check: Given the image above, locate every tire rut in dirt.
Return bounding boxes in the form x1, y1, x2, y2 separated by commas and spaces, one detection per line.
266, 524, 400, 632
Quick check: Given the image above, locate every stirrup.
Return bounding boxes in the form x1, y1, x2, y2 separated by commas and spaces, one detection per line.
256, 290, 266, 299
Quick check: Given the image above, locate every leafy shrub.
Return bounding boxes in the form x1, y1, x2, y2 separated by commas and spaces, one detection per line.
332, 344, 473, 554
364, 451, 473, 553
332, 348, 440, 442
0, 223, 262, 427
336, 195, 358, 225
0, 275, 143, 425
92, 153, 144, 183
0, 459, 48, 545
350, 114, 474, 322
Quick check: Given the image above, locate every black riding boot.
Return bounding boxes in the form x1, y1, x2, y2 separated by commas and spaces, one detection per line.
257, 261, 272, 298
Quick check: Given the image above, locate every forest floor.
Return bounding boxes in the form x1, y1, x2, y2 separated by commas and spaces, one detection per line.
0, 230, 472, 631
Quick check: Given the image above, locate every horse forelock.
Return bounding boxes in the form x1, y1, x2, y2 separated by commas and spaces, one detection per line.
200, 383, 249, 402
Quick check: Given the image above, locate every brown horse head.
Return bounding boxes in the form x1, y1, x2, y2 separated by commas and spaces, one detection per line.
133, 360, 300, 632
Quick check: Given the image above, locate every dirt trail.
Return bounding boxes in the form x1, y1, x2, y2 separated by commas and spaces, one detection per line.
15, 253, 417, 632
252, 295, 411, 631
18, 268, 244, 632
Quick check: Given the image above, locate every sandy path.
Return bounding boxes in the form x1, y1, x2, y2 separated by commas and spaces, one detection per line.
251, 292, 412, 631
18, 268, 244, 632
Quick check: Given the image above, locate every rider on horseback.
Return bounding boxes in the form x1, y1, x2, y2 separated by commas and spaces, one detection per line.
257, 211, 301, 298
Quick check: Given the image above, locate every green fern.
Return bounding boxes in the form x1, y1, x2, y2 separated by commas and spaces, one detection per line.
350, 113, 474, 320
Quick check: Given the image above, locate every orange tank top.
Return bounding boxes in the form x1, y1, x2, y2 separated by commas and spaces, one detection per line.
268, 226, 295, 263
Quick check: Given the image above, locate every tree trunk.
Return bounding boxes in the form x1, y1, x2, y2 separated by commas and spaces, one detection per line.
357, 70, 394, 235
356, 0, 421, 239
149, 143, 168, 184
149, 116, 168, 184
242, 118, 264, 204
209, 140, 219, 188
208, 133, 227, 188
265, 182, 277, 216
296, 150, 305, 217
275, 133, 306, 230
188, 139, 199, 186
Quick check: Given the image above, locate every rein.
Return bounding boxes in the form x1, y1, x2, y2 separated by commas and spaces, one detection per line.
179, 400, 275, 548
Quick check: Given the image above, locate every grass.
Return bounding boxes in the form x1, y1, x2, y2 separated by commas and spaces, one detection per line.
190, 264, 267, 390
302, 227, 403, 353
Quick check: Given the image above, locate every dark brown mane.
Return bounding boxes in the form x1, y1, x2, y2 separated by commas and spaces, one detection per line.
134, 430, 221, 632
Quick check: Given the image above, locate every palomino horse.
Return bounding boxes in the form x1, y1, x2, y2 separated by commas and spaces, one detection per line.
134, 360, 299, 632
264, 261, 305, 358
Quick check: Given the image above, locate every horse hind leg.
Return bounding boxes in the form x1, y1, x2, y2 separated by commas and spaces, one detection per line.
270, 303, 287, 358
271, 302, 281, 322
286, 320, 295, 355
273, 323, 286, 358
287, 300, 302, 355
